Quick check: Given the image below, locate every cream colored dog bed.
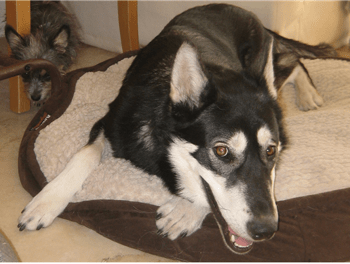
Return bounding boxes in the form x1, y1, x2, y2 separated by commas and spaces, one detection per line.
35, 57, 350, 204
17, 52, 350, 261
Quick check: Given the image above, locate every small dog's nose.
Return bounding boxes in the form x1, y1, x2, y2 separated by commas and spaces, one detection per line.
31, 94, 41, 101
247, 218, 278, 241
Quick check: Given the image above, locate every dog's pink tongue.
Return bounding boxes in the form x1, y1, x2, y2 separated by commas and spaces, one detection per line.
228, 227, 253, 247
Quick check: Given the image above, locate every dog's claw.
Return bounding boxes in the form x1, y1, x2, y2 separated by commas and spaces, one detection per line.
156, 229, 168, 238
180, 231, 188, 238
36, 224, 43, 230
157, 229, 163, 236
156, 213, 162, 220
21, 208, 26, 214
18, 223, 26, 231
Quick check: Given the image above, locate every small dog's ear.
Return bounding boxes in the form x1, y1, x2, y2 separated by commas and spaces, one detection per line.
5, 25, 25, 51
52, 25, 70, 53
170, 43, 208, 109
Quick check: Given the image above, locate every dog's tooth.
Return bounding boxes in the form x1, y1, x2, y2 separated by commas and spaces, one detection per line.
234, 242, 250, 248
230, 234, 235, 243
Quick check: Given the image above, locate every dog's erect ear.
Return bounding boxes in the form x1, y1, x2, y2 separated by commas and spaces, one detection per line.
5, 25, 25, 52
263, 40, 277, 99
238, 18, 277, 99
52, 25, 70, 53
170, 43, 208, 110
242, 37, 277, 99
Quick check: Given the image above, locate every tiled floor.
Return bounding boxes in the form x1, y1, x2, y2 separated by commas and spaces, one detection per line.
0, 37, 171, 262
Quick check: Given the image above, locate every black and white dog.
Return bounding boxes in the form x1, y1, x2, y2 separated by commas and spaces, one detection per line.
18, 4, 335, 254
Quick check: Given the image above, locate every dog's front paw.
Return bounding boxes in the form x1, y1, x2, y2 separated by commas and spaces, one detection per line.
156, 196, 210, 240
18, 185, 71, 231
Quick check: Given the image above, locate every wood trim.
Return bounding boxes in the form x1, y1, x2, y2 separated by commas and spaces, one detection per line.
6, 0, 31, 113
118, 1, 139, 52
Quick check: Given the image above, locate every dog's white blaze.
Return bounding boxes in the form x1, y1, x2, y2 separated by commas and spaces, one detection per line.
168, 137, 252, 239
264, 41, 277, 99
258, 126, 279, 221
170, 43, 208, 108
257, 125, 273, 147
228, 131, 247, 155
269, 166, 278, 219
202, 172, 252, 239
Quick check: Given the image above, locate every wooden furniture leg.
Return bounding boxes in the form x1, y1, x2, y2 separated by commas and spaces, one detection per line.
118, 1, 139, 52
6, 0, 31, 113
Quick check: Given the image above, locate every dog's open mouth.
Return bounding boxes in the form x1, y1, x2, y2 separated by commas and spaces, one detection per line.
200, 177, 253, 254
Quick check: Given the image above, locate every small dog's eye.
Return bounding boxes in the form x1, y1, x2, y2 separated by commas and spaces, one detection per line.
215, 146, 228, 157
266, 146, 276, 156
21, 73, 30, 82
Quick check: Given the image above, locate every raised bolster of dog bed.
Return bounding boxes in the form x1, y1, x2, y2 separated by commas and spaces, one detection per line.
15, 51, 350, 261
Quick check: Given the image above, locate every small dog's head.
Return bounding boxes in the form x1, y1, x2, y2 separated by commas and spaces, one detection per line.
5, 25, 72, 103
168, 36, 286, 252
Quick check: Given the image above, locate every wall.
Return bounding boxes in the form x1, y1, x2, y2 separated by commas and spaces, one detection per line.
64, 1, 277, 52
273, 1, 349, 47
138, 1, 276, 46
2, 1, 348, 52
62, 1, 121, 52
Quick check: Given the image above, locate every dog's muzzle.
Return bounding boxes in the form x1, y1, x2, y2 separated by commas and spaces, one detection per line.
200, 177, 254, 255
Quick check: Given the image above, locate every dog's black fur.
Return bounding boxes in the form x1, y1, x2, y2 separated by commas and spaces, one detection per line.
91, 4, 284, 182
90, 3, 335, 243
18, 3, 336, 254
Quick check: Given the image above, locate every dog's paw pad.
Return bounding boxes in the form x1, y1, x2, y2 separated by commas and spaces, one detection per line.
156, 196, 209, 240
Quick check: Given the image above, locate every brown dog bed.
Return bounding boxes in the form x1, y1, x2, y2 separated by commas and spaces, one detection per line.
15, 51, 350, 261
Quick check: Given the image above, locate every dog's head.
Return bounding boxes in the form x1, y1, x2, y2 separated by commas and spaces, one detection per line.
5, 24, 72, 103
168, 30, 286, 253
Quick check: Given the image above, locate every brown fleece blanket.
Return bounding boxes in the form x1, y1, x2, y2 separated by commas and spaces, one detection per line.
18, 51, 350, 261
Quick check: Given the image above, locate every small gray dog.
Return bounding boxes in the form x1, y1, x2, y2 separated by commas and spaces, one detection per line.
5, 1, 80, 105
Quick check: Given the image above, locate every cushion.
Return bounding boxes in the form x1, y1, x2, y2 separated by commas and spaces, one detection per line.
18, 51, 350, 261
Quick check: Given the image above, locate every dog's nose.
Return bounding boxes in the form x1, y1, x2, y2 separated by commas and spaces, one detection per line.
247, 218, 278, 241
31, 94, 41, 101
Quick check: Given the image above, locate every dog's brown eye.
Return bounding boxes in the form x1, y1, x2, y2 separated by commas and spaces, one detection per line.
215, 146, 228, 157
266, 146, 276, 156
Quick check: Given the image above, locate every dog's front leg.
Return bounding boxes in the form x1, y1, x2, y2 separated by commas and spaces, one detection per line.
18, 135, 105, 231
156, 196, 210, 240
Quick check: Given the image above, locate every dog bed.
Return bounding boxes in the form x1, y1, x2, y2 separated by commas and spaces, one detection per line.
18, 51, 350, 261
